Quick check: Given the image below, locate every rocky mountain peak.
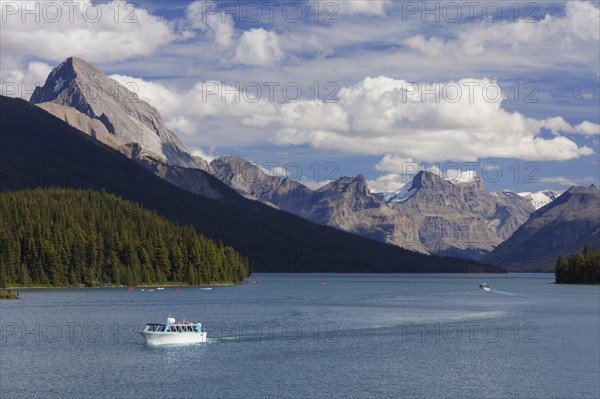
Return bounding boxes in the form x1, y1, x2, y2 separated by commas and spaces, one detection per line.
31, 57, 104, 106
30, 57, 201, 169
409, 170, 486, 193
410, 171, 445, 190
319, 174, 370, 196
540, 184, 599, 214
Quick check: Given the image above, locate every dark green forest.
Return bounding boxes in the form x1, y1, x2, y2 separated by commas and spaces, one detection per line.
0, 188, 249, 287
555, 245, 600, 284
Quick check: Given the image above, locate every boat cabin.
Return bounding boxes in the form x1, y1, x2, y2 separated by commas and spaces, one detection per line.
143, 318, 203, 334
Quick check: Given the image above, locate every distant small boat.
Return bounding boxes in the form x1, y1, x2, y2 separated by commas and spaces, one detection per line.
148, 289, 154, 292
200, 287, 212, 290
479, 283, 491, 292
140, 289, 145, 292
140, 317, 207, 345
157, 287, 165, 290
127, 287, 134, 291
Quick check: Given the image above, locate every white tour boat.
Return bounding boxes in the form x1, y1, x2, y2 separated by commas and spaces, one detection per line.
479, 282, 491, 292
140, 317, 207, 345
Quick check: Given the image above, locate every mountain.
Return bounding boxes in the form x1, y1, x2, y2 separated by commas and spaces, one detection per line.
210, 155, 315, 208
389, 172, 535, 258
30, 57, 220, 199
0, 95, 501, 273
30, 57, 197, 168
211, 156, 421, 247
485, 185, 600, 271
212, 156, 534, 258
311, 175, 421, 245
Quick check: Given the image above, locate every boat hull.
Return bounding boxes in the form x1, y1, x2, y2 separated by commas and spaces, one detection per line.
140, 331, 207, 345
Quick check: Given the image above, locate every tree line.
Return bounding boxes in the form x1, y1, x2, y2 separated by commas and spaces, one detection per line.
0, 188, 249, 287
555, 244, 600, 284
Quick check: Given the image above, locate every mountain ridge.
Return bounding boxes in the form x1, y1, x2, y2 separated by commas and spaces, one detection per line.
211, 155, 536, 259
1, 95, 501, 273
485, 185, 600, 271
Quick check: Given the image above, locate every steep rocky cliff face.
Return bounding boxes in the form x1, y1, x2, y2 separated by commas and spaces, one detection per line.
311, 175, 421, 247
31, 57, 198, 168
389, 172, 535, 258
210, 156, 315, 208
30, 57, 221, 198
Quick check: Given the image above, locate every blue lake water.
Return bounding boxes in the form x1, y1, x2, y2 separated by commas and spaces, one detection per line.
1, 273, 599, 398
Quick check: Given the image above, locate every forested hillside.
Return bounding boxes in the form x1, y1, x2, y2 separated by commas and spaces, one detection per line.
555, 245, 600, 284
0, 188, 249, 287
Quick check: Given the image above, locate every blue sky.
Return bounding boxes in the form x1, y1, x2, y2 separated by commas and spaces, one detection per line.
1, 0, 598, 193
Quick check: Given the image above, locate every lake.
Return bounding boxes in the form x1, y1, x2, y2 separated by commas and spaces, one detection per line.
1, 274, 599, 398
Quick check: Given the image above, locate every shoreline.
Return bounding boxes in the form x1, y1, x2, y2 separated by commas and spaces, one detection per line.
6, 282, 239, 290
0, 290, 20, 300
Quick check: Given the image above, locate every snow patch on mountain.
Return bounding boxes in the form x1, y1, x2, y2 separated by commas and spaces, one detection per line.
494, 189, 562, 210
445, 170, 478, 185
53, 77, 65, 93
383, 184, 418, 205
517, 190, 563, 209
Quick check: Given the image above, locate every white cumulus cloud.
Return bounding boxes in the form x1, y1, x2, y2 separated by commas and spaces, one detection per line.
335, 0, 391, 16
235, 28, 283, 66
0, 0, 176, 63
403, 1, 600, 63
110, 73, 594, 163
269, 76, 594, 161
